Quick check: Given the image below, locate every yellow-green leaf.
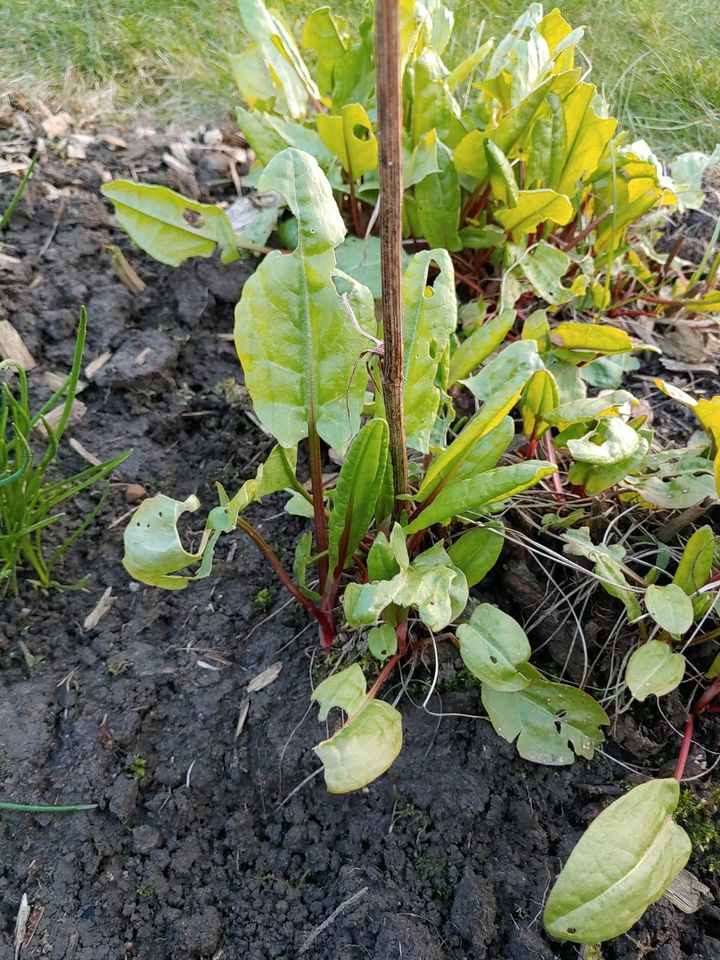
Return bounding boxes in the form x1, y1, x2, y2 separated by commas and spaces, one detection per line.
626, 641, 686, 701
101, 181, 239, 267
317, 103, 378, 178
544, 779, 690, 943
645, 583, 694, 636
494, 189, 573, 237
458, 604, 531, 691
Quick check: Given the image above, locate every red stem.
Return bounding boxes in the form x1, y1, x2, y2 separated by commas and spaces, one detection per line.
673, 676, 720, 782
543, 434, 565, 499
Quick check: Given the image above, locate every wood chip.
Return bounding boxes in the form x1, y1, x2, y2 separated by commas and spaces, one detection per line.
106, 245, 146, 295
44, 370, 86, 393
0, 320, 36, 369
133, 346, 153, 366
66, 133, 93, 160
69, 437, 102, 466
664, 868, 714, 914
32, 399, 86, 440
234, 696, 250, 739
83, 587, 114, 630
85, 350, 111, 380
40, 110, 71, 139
14, 894, 30, 960
246, 661, 283, 693
99, 133, 128, 150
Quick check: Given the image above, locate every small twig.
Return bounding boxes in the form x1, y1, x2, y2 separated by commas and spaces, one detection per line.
299, 887, 369, 955
36, 199, 66, 262
341, 293, 383, 348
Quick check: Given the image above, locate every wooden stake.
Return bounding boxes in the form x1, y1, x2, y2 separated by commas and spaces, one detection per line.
375, 0, 409, 513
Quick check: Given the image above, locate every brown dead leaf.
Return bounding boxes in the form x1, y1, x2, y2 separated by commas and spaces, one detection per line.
0, 321, 36, 369
83, 587, 115, 631
246, 661, 283, 694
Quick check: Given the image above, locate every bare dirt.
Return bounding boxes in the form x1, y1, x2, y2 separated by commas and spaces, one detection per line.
0, 114, 718, 960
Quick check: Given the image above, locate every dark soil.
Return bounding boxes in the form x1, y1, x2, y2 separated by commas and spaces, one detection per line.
0, 119, 719, 960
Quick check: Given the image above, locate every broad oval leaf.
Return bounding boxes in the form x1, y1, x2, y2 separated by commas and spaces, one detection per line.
101, 181, 239, 267
545, 390, 636, 427
317, 103, 378, 178
626, 640, 686, 701
447, 522, 504, 588
234, 148, 373, 451
457, 604, 531, 691
544, 779, 691, 943
328, 419, 389, 574
645, 583, 694, 636
567, 417, 641, 466
367, 623, 398, 662
482, 664, 608, 765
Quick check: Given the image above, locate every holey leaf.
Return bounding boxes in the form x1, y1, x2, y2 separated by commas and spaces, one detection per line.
544, 779, 691, 943
234, 148, 374, 451
124, 494, 214, 591
402, 249, 457, 452
645, 583, 694, 636
317, 103, 378, 179
626, 641, 686, 702
101, 181, 239, 267
328, 419, 389, 575
457, 604, 531, 691
312, 664, 402, 793
482, 664, 608, 765
494, 189, 573, 238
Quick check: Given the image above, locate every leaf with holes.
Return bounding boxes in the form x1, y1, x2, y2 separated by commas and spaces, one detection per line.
367, 623, 398, 662
626, 641, 686, 701
101, 182, 240, 267
458, 604, 531, 691
312, 663, 402, 793
544, 779, 691, 943
482, 664, 608, 765
402, 249, 457, 451
317, 103, 378, 178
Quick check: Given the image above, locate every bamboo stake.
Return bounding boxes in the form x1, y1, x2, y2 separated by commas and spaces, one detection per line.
375, 0, 409, 514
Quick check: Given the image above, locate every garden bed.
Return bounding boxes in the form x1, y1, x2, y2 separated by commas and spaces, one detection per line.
0, 109, 718, 960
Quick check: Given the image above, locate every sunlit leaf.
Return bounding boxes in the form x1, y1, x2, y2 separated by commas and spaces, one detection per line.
551, 323, 634, 356
449, 310, 516, 385
317, 103, 378, 178
418, 416, 514, 502
494, 189, 573, 237
368, 622, 398, 662
403, 249, 457, 451
552, 82, 617, 197
673, 525, 716, 617
482, 663, 608, 764
518, 241, 574, 304
101, 181, 239, 267
545, 390, 636, 427
234, 148, 372, 451
458, 604, 531, 691
544, 779, 691, 943
485, 139, 519, 206
462, 340, 545, 430
567, 417, 642, 466
645, 583, 694, 636
521, 369, 559, 439
301, 6, 349, 92
626, 641, 686, 701
405, 129, 441, 188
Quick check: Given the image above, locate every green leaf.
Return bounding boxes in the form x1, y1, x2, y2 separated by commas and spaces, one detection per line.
236, 106, 331, 166
314, 698, 402, 794
449, 310, 516, 384
645, 583, 694, 636
317, 103, 378, 178
545, 390, 635, 427
707, 651, 720, 678
311, 663, 402, 793
482, 663, 608, 765
520, 369, 559, 439
448, 522, 504, 588
567, 418, 642, 466
402, 249, 457, 451
405, 130, 442, 188
335, 235, 410, 300
494, 189, 573, 238
485, 139, 519, 206
462, 340, 545, 430
123, 494, 217, 591
367, 529, 402, 582
293, 530, 321, 602
214, 445, 299, 521
518, 241, 574, 304
368, 623, 397, 662
445, 39, 494, 91
234, 148, 373, 451
413, 134, 462, 251
626, 640, 686, 701
344, 541, 468, 632
238, 0, 319, 119
405, 460, 556, 533
673, 525, 716, 618
544, 779, 691, 943
457, 604, 531, 691
328, 419, 388, 575
301, 6, 349, 92
101, 181, 239, 267
418, 416, 514, 502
